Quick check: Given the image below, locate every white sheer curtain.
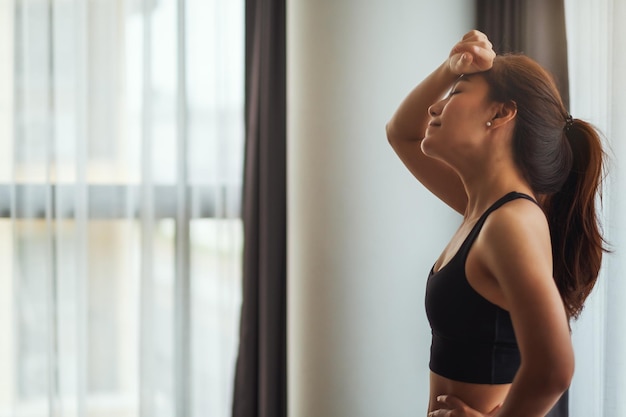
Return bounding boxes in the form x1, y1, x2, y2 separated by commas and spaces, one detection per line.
566, 1, 626, 416
0, 1, 243, 417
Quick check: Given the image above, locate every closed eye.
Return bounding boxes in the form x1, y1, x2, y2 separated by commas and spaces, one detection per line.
446, 89, 461, 99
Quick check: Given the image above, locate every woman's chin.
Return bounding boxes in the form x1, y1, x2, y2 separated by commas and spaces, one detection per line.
420, 137, 437, 157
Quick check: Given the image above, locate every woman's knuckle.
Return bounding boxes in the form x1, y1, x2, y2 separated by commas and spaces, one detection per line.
450, 407, 471, 417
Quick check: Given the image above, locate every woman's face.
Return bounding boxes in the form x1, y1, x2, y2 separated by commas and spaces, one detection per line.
421, 74, 496, 164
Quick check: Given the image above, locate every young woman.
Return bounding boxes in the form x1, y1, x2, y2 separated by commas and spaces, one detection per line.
386, 30, 606, 416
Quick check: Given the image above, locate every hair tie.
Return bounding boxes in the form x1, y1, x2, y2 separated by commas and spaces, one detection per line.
565, 114, 574, 131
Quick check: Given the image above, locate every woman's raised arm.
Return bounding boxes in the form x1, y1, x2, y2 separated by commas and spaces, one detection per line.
386, 30, 495, 213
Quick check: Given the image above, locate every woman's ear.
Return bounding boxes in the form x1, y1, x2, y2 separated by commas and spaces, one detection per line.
490, 100, 517, 128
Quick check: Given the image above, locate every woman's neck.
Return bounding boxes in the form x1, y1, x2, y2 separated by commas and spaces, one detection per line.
460, 163, 534, 220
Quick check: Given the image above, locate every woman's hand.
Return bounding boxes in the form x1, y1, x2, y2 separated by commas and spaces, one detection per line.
428, 395, 501, 417
447, 30, 496, 76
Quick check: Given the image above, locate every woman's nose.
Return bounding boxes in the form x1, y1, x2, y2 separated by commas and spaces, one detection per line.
428, 100, 443, 116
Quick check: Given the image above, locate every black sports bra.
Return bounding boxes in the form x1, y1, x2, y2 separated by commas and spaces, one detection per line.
425, 191, 539, 384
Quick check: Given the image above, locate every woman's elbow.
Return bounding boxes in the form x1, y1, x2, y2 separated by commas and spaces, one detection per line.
385, 122, 397, 145
526, 353, 574, 395
556, 345, 576, 390
547, 361, 574, 394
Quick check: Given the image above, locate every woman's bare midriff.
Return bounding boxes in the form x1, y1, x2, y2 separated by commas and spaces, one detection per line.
428, 371, 511, 414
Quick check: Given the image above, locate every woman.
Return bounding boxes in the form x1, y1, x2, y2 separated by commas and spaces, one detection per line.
386, 30, 606, 416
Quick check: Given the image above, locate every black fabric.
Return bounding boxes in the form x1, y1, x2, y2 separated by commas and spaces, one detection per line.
425, 192, 536, 384
232, 0, 287, 416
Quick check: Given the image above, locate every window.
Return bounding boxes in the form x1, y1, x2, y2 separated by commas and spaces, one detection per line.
566, 1, 626, 415
0, 1, 243, 416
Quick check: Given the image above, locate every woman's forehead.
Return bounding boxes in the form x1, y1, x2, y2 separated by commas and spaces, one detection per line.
453, 74, 481, 88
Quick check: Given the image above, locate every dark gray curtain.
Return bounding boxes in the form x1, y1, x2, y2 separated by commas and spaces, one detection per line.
477, 1, 569, 415
477, 0, 570, 109
231, 0, 287, 416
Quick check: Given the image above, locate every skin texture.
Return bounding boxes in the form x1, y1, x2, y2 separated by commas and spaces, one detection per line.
386, 31, 574, 417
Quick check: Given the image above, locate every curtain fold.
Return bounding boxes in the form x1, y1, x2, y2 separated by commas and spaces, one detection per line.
565, 1, 626, 416
476, 1, 569, 416
477, 0, 570, 109
232, 0, 287, 416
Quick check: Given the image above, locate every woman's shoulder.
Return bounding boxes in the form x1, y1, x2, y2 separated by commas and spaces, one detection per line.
476, 197, 552, 281
485, 195, 548, 237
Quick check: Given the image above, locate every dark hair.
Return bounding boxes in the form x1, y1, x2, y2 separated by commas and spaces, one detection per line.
481, 54, 607, 320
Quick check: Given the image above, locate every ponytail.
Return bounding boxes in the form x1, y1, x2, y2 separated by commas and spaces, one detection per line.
544, 119, 607, 320
481, 54, 608, 321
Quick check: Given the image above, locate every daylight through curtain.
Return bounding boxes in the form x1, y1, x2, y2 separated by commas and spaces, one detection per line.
0, 1, 244, 416
565, 1, 626, 416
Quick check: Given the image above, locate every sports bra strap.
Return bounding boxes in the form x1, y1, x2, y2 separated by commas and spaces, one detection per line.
459, 191, 539, 255
482, 191, 538, 217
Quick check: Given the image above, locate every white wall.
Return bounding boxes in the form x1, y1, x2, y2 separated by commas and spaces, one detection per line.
287, 1, 474, 416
